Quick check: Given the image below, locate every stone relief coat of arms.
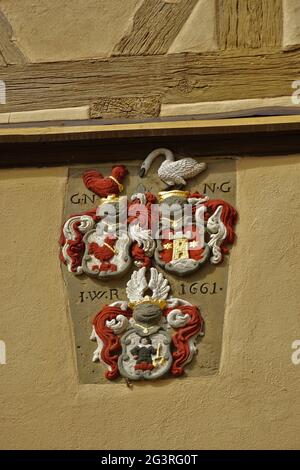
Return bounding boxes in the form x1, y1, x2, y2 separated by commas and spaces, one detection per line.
60, 148, 238, 382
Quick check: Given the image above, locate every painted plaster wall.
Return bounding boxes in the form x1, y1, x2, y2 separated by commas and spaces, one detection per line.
0, 156, 300, 449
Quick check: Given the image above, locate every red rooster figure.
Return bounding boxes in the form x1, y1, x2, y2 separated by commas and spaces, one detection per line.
88, 236, 118, 272
83, 165, 128, 198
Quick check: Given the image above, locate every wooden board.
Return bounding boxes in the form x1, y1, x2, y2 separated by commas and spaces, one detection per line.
0, 49, 300, 112
1, 115, 300, 140
114, 0, 198, 55
1, 116, 300, 167
218, 0, 282, 49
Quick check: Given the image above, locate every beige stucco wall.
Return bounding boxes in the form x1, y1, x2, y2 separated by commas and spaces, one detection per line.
0, 156, 300, 449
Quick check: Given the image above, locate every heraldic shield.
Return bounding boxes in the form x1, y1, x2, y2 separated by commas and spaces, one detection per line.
90, 267, 204, 381
61, 194, 132, 280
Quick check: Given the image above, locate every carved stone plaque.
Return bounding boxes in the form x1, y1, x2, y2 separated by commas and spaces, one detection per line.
60, 154, 237, 384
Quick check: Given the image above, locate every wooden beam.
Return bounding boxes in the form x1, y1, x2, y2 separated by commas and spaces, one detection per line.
1, 116, 300, 167
1, 115, 300, 143
113, 0, 198, 55
0, 48, 299, 112
218, 0, 283, 49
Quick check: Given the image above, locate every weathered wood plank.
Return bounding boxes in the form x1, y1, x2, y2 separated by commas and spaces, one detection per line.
90, 96, 161, 119
0, 49, 299, 112
218, 0, 283, 49
161, 96, 297, 117
1, 114, 300, 137
0, 12, 26, 64
114, 0, 198, 55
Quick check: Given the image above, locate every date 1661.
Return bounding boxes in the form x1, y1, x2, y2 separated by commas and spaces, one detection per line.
179, 282, 221, 296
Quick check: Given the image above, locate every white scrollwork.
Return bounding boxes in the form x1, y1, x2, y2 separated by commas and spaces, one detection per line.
184, 320, 205, 367
166, 297, 193, 308
188, 196, 209, 205
167, 309, 190, 328
207, 206, 227, 264
106, 315, 129, 334
62, 215, 95, 274
90, 326, 103, 363
185, 334, 202, 367
128, 222, 156, 256
130, 193, 147, 204
109, 301, 128, 311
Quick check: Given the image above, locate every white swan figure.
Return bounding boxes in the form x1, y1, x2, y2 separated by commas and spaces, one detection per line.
139, 148, 207, 187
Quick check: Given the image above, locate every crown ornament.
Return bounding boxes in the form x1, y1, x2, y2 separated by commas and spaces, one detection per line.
158, 190, 190, 202
128, 296, 167, 311
97, 193, 125, 206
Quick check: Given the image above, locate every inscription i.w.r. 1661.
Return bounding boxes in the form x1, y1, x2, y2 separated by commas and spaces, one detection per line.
178, 281, 222, 296
79, 288, 119, 303
78, 282, 222, 303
